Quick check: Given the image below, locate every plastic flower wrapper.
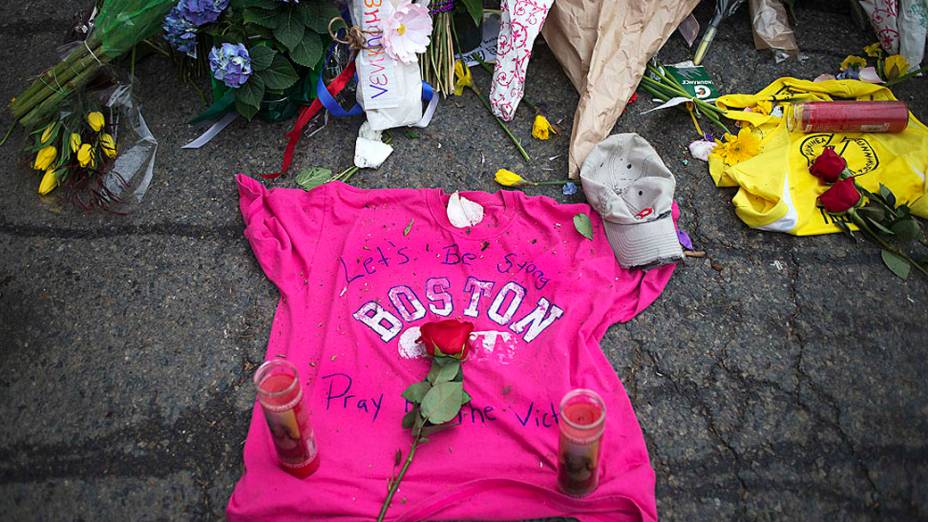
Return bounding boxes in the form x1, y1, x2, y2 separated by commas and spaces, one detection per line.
382, 0, 432, 64
37, 85, 158, 212
693, 0, 746, 65
177, 0, 229, 26
209, 43, 252, 88
163, 6, 199, 57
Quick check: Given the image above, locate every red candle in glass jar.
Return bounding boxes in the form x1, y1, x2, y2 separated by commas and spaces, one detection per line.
787, 101, 909, 134
254, 359, 320, 478
557, 389, 606, 497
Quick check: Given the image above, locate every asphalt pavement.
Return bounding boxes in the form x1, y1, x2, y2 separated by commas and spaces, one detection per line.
1, 1, 927, 520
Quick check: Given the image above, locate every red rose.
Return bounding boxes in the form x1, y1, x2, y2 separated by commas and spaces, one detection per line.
418, 319, 474, 360
810, 147, 847, 183
819, 178, 861, 213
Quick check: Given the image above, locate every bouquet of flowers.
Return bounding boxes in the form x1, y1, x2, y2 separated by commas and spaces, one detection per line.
420, 0, 482, 95
9, 0, 176, 130
25, 85, 159, 211
812, 147, 928, 280
162, 0, 340, 120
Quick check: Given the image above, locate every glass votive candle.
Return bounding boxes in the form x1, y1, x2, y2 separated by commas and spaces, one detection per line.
557, 388, 606, 496
254, 359, 320, 478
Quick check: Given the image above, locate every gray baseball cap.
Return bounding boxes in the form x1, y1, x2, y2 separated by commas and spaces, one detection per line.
579, 133, 684, 268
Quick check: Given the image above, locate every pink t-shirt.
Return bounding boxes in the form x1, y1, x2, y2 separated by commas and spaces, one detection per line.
228, 174, 676, 521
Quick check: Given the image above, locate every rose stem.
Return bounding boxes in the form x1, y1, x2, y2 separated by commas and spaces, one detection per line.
850, 210, 928, 277
376, 425, 424, 522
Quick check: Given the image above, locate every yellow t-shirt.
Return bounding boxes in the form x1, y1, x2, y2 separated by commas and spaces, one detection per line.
708, 77, 928, 236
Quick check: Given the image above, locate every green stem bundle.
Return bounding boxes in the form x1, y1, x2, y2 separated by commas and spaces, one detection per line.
639, 64, 731, 135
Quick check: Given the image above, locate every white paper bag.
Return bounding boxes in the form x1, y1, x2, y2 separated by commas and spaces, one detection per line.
351, 0, 424, 130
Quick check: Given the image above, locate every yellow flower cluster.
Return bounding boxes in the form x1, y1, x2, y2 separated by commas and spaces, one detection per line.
710, 128, 762, 166
840, 55, 867, 71
864, 42, 882, 58
31, 110, 117, 195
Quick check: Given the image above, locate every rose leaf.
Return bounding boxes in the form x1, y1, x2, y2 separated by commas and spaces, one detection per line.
420, 381, 464, 424
402, 381, 431, 403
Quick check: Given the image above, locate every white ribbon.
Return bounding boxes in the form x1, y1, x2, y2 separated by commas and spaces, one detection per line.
181, 112, 239, 149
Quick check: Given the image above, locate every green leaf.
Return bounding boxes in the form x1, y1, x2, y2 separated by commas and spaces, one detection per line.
402, 381, 432, 404
260, 55, 300, 90
189, 90, 236, 124
457, 0, 483, 26
879, 184, 896, 207
274, 8, 306, 51
289, 32, 323, 68
420, 381, 464, 424
295, 166, 333, 190
573, 213, 594, 240
302, 0, 342, 33
235, 74, 266, 110
235, 97, 261, 120
243, 7, 280, 29
868, 218, 895, 236
881, 249, 910, 279
249, 44, 277, 71
401, 408, 417, 429
434, 359, 460, 384
891, 218, 920, 242
462, 390, 472, 403
404, 130, 420, 139
858, 205, 885, 222
404, 219, 414, 236
238, 0, 281, 9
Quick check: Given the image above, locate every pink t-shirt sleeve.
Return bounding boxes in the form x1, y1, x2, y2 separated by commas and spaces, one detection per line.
584, 207, 677, 338
236, 174, 329, 294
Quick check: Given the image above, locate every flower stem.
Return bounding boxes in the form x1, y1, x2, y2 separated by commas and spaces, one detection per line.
532, 180, 568, 186
377, 425, 423, 522
849, 210, 928, 277
885, 65, 928, 87
468, 85, 531, 162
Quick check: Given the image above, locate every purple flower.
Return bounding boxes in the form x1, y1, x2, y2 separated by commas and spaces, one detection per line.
163, 7, 198, 57
177, 0, 229, 26
209, 43, 252, 88
562, 181, 578, 196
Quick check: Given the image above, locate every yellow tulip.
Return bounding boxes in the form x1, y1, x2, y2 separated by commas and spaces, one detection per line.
40, 122, 57, 144
884, 54, 909, 80
86, 111, 105, 132
77, 143, 95, 168
495, 168, 528, 187
532, 114, 554, 140
839, 55, 867, 71
864, 42, 882, 58
70, 132, 81, 153
100, 133, 117, 158
34, 145, 56, 171
38, 168, 59, 195
453, 60, 473, 96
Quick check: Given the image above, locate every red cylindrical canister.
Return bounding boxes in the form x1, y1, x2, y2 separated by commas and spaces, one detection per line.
787, 101, 909, 134
254, 359, 320, 478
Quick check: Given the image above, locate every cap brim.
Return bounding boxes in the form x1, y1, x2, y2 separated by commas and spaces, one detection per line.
603, 214, 684, 268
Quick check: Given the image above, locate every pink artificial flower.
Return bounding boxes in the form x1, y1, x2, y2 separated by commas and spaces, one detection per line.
382, 1, 432, 64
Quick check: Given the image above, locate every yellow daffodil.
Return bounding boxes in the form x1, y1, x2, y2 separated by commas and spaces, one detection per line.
532, 114, 554, 140
864, 42, 882, 58
38, 168, 59, 195
86, 111, 105, 132
884, 54, 909, 80
840, 55, 867, 71
33, 145, 56, 171
495, 169, 528, 187
77, 143, 95, 168
100, 133, 117, 158
69, 132, 81, 153
40, 122, 57, 144
725, 128, 761, 165
453, 60, 473, 96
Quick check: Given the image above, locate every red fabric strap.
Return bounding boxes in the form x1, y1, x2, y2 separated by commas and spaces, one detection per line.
260, 61, 358, 179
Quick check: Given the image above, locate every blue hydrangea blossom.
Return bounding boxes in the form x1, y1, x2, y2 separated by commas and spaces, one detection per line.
162, 7, 199, 57
177, 0, 229, 26
209, 43, 253, 88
